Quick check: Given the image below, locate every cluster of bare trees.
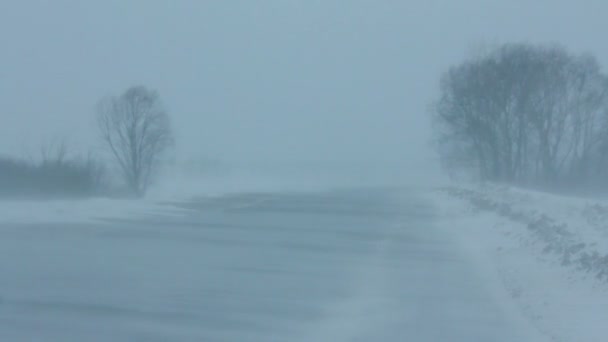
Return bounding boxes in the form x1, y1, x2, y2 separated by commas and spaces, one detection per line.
0, 86, 173, 199
434, 43, 608, 190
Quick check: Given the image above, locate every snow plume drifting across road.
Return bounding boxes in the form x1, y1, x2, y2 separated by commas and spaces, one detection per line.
0, 198, 187, 225
430, 184, 608, 341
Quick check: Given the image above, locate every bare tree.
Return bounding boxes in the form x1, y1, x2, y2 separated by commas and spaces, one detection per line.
97, 86, 173, 197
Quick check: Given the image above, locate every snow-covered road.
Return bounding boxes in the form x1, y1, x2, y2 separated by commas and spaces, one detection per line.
0, 188, 545, 341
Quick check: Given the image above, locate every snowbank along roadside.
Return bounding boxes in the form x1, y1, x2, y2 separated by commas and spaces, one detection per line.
430, 185, 608, 341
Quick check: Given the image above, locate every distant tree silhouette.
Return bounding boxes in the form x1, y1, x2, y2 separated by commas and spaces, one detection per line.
434, 43, 608, 190
97, 86, 173, 197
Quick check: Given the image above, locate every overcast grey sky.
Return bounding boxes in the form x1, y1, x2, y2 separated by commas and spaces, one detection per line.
1, 0, 607, 168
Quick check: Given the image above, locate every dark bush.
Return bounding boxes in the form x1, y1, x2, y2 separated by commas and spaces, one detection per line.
0, 154, 106, 198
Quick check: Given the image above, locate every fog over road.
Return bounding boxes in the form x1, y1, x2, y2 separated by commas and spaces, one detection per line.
0, 188, 543, 341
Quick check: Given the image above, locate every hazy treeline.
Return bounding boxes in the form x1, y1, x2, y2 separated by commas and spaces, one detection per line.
0, 144, 105, 198
0, 86, 173, 199
434, 43, 608, 190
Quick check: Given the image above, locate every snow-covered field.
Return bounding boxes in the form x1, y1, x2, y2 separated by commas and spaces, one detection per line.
0, 197, 187, 225
430, 184, 608, 341
0, 178, 333, 226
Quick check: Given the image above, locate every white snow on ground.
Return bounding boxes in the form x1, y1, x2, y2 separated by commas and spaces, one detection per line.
0, 172, 342, 225
0, 173, 275, 225
0, 197, 187, 225
5, 180, 608, 341
0, 170, 342, 226
429, 184, 608, 342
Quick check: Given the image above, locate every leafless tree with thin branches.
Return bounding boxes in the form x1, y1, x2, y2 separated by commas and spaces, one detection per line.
433, 43, 608, 190
97, 86, 173, 197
